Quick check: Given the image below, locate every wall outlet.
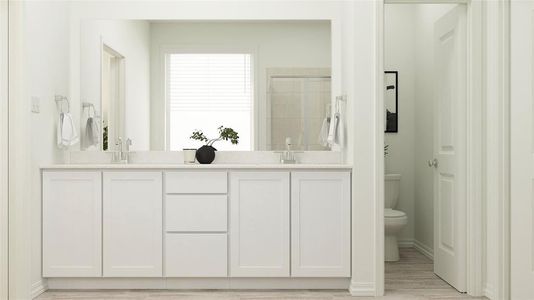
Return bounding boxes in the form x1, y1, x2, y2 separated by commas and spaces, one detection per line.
31, 96, 40, 113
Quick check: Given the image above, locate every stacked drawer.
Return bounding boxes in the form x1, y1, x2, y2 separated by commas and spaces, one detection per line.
164, 171, 228, 277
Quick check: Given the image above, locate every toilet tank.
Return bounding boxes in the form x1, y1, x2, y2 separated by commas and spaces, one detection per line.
385, 174, 401, 209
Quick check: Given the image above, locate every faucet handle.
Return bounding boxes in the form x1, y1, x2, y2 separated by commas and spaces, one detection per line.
126, 138, 132, 151
274, 151, 287, 162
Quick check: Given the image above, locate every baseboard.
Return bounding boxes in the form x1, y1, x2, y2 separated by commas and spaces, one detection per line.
397, 239, 414, 248
47, 278, 351, 290
31, 279, 48, 299
349, 281, 375, 296
484, 283, 495, 300
413, 240, 434, 260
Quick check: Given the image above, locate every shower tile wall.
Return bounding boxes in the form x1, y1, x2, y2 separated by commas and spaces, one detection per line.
268, 75, 331, 151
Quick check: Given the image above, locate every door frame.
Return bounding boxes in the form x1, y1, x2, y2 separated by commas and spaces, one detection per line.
8, 0, 32, 299
100, 42, 125, 151
1, 0, 9, 298
510, 0, 533, 299
484, 1, 510, 299
379, 0, 487, 297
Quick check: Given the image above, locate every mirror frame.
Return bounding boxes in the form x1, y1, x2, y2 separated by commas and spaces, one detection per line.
385, 70, 398, 133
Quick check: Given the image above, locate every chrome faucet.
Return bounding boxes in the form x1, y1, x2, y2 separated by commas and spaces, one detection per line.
112, 137, 132, 164
125, 138, 132, 152
277, 137, 301, 164
125, 138, 132, 163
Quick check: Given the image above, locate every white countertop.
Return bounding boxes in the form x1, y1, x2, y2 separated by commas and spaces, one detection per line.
41, 163, 353, 170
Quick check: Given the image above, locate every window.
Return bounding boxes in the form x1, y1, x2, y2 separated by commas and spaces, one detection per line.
166, 53, 253, 151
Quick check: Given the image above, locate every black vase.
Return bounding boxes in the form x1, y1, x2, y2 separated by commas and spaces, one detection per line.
195, 145, 217, 164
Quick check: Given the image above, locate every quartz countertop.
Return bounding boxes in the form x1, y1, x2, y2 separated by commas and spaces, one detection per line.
41, 163, 353, 170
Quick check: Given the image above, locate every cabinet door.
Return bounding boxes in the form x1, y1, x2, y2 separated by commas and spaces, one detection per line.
291, 171, 351, 277
229, 172, 290, 277
43, 171, 102, 277
103, 171, 162, 277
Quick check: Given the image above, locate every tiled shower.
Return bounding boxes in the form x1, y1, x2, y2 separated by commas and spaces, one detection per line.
267, 70, 331, 151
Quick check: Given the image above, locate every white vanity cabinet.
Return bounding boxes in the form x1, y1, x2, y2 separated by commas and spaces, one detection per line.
290, 171, 351, 277
42, 171, 102, 277
229, 171, 290, 277
42, 166, 352, 285
103, 171, 163, 277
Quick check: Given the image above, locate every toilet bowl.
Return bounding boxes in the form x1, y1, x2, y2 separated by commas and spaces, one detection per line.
384, 174, 407, 262
385, 208, 408, 261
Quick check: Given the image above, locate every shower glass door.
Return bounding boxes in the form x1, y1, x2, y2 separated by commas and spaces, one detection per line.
267, 76, 331, 151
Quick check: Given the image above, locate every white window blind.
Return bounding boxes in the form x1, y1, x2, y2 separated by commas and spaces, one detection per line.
167, 53, 253, 151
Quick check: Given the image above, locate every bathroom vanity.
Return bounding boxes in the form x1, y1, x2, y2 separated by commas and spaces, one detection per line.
38, 15, 354, 291
41, 164, 351, 289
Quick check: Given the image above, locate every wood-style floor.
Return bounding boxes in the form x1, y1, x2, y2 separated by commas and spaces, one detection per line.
37, 248, 486, 300
382, 248, 485, 299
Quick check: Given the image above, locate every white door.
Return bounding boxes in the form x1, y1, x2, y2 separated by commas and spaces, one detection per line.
291, 171, 351, 277
42, 171, 102, 277
103, 171, 162, 277
511, 1, 534, 298
229, 171, 290, 277
432, 5, 467, 292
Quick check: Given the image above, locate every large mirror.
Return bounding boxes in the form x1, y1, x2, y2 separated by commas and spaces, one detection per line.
78, 20, 333, 152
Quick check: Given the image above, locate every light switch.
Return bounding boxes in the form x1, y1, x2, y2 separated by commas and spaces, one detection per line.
31, 96, 40, 113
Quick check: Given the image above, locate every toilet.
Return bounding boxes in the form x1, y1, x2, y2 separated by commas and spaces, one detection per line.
384, 174, 408, 262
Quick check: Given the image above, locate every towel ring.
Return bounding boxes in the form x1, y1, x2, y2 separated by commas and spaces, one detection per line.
55, 95, 70, 113
82, 102, 99, 118
334, 95, 346, 114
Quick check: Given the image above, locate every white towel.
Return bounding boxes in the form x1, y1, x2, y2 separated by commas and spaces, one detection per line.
318, 117, 330, 147
327, 113, 339, 145
85, 117, 100, 148
56, 113, 64, 147
57, 112, 79, 149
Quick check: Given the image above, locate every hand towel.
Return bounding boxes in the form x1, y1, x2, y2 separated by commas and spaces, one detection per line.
327, 113, 339, 145
57, 112, 79, 149
85, 117, 100, 147
318, 117, 331, 147
90, 117, 100, 145
56, 113, 64, 148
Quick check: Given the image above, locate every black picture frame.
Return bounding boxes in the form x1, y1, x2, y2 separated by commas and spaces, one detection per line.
385, 71, 398, 133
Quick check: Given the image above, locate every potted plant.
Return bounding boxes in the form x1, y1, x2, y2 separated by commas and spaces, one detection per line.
190, 126, 239, 164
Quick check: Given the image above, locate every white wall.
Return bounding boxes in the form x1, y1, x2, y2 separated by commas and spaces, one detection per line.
79, 20, 151, 150
384, 5, 416, 245
148, 21, 331, 150
24, 0, 71, 296
349, 0, 384, 295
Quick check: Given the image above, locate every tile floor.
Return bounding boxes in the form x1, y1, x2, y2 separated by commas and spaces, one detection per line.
37, 248, 486, 300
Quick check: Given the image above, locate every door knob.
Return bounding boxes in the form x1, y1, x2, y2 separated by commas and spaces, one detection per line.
427, 158, 439, 168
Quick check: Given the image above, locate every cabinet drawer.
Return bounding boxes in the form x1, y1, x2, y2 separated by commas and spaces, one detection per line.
165, 171, 227, 194
165, 234, 227, 277
166, 195, 227, 232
